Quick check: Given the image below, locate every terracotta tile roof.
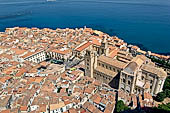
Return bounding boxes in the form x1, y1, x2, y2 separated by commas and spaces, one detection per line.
101, 98, 108, 105
104, 108, 112, 113
69, 108, 78, 113
20, 106, 27, 111
21, 49, 44, 59
38, 104, 47, 112
84, 87, 94, 94
137, 49, 146, 54
15, 68, 27, 77
63, 111, 69, 113
75, 42, 92, 52
108, 49, 119, 58
1, 53, 13, 60
21, 51, 34, 59
132, 45, 139, 50
115, 43, 122, 47
0, 76, 11, 84
51, 48, 71, 55
87, 104, 97, 113
64, 100, 71, 105
50, 102, 65, 111
79, 108, 86, 113
90, 38, 101, 46
144, 92, 153, 100
0, 110, 10, 113
94, 108, 103, 113
11, 48, 27, 55
151, 53, 161, 58
34, 77, 44, 84
93, 95, 102, 104
82, 101, 91, 109
93, 80, 101, 86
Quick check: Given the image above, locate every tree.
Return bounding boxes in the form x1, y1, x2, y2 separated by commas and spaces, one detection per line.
156, 92, 166, 102
163, 76, 170, 90
158, 103, 170, 112
165, 89, 170, 98
116, 100, 129, 113
154, 76, 170, 102
150, 57, 170, 69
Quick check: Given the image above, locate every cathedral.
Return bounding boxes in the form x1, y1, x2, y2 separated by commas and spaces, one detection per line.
84, 37, 167, 95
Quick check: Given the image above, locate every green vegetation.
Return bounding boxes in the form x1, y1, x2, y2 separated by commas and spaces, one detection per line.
116, 100, 130, 113
156, 76, 170, 102
150, 103, 170, 113
70, 67, 77, 71
156, 92, 166, 102
150, 57, 170, 69
157, 103, 170, 111
163, 76, 170, 90
151, 76, 170, 112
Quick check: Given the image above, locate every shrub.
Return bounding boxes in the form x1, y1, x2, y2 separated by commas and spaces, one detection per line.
156, 92, 166, 102
158, 103, 170, 111
116, 100, 130, 113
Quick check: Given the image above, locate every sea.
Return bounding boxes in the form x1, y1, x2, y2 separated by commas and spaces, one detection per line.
0, 0, 170, 54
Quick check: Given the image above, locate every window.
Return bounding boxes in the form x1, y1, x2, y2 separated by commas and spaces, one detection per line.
126, 90, 129, 93
121, 88, 124, 90
102, 49, 104, 53
150, 80, 153, 84
102, 64, 104, 67
87, 67, 89, 70
142, 76, 144, 80
128, 81, 131, 85
87, 63, 89, 66
106, 65, 108, 69
138, 89, 140, 92
150, 85, 152, 89
99, 63, 101, 66
109, 67, 112, 70
123, 78, 125, 83
60, 108, 63, 112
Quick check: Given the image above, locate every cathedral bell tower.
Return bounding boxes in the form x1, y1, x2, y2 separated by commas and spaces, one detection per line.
99, 36, 109, 56
84, 49, 97, 78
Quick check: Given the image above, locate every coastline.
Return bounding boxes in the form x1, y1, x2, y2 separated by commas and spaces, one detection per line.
84, 26, 170, 55
130, 43, 170, 56
0, 26, 170, 57
1, 0, 170, 55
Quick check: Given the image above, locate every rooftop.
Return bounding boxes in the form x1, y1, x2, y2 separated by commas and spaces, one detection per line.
142, 64, 167, 78
98, 55, 127, 69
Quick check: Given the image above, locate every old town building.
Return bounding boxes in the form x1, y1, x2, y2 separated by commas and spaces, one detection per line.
85, 40, 167, 96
